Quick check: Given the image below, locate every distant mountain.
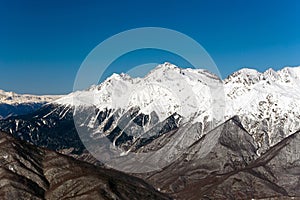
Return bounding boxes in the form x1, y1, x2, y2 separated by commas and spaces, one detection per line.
0, 131, 170, 200
0, 89, 60, 119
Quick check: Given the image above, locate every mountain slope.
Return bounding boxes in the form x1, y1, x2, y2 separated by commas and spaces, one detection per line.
202, 129, 300, 199
144, 117, 258, 198
0, 131, 170, 200
144, 117, 300, 199
0, 104, 84, 153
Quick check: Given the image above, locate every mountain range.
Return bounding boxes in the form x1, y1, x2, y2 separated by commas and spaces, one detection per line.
0, 63, 299, 199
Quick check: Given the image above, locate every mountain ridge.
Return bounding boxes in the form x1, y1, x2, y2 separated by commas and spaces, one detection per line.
144, 117, 300, 199
1, 63, 300, 156
0, 90, 60, 119
0, 130, 170, 200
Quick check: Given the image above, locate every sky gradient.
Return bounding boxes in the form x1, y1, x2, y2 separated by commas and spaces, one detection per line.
0, 0, 299, 94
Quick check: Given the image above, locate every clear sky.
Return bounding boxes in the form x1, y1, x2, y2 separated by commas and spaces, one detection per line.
0, 0, 299, 94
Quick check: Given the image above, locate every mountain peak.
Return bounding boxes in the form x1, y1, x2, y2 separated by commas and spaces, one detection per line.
160, 62, 178, 68
145, 62, 180, 77
263, 68, 279, 81
224, 68, 262, 85
55, 62, 222, 122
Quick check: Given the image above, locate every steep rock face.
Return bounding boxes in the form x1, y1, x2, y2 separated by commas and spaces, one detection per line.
0, 131, 170, 200
144, 118, 300, 200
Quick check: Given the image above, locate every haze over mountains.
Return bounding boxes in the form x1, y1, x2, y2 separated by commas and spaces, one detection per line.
0, 63, 299, 199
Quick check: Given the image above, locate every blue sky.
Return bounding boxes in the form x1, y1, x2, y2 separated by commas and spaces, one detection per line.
0, 0, 299, 94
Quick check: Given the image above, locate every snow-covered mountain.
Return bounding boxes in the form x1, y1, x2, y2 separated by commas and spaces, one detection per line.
54, 63, 300, 153
0, 63, 299, 199
0, 89, 61, 119
1, 62, 300, 158
0, 89, 60, 104
56, 62, 224, 124
224, 66, 300, 153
